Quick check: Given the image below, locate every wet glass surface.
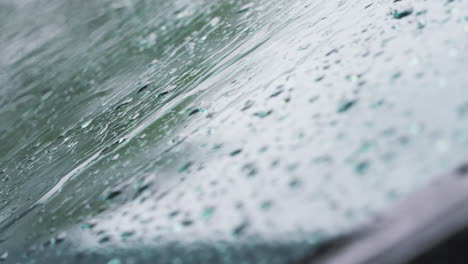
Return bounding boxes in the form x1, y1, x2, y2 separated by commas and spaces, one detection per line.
0, 0, 467, 263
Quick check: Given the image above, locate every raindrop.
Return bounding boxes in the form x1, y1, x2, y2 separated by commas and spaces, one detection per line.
98, 235, 111, 244
260, 200, 273, 211
391, 8, 413, 19
0, 252, 8, 261
137, 82, 151, 93
254, 110, 273, 118
181, 219, 194, 226
105, 188, 123, 200
232, 221, 249, 236
241, 100, 255, 111
115, 98, 133, 110
270, 89, 283, 98
289, 179, 302, 189
236, 3, 254, 13
121, 231, 135, 239
355, 161, 370, 175
81, 118, 93, 129
56, 232, 67, 243
201, 206, 215, 219
107, 258, 121, 264
457, 102, 468, 118
242, 163, 258, 177
178, 162, 193, 173
229, 149, 242, 156
337, 99, 358, 113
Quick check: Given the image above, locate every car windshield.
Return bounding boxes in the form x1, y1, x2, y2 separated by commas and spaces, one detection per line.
0, 0, 467, 263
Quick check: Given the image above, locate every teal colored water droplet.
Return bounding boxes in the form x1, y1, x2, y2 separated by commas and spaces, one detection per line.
121, 231, 135, 239
312, 155, 333, 164
358, 141, 375, 155
355, 161, 370, 175
370, 100, 384, 109
289, 179, 301, 189
232, 221, 249, 236
80, 223, 91, 229
178, 162, 193, 173
391, 72, 402, 79
201, 207, 215, 219
260, 200, 273, 211
391, 8, 413, 19
457, 102, 468, 118
107, 258, 121, 264
309, 96, 320, 103
337, 99, 358, 113
254, 110, 273, 118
